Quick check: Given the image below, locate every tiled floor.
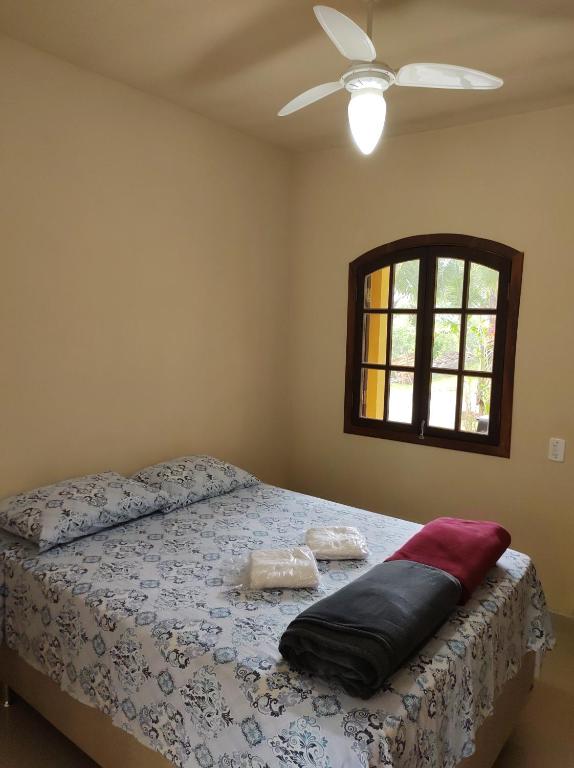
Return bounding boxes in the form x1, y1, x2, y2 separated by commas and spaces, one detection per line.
1, 615, 572, 768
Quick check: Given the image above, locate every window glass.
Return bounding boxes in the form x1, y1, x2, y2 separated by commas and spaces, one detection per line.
392, 260, 419, 309
390, 314, 417, 366
362, 314, 387, 364
360, 368, 385, 420
460, 376, 492, 433
428, 373, 458, 430
388, 371, 414, 423
364, 266, 390, 309
435, 258, 464, 308
468, 263, 498, 309
464, 315, 496, 372
432, 314, 461, 369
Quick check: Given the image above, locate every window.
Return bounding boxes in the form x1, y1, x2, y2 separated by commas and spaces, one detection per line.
344, 234, 523, 457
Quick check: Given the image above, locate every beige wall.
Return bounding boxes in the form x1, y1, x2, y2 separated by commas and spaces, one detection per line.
0, 35, 291, 494
288, 105, 574, 616
1, 33, 573, 616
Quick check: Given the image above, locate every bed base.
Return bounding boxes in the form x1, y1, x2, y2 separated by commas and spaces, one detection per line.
0, 646, 534, 768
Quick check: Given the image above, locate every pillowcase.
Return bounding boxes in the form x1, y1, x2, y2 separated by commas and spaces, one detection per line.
131, 455, 258, 508
0, 472, 169, 552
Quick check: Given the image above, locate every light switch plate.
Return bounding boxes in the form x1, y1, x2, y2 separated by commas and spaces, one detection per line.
548, 437, 566, 462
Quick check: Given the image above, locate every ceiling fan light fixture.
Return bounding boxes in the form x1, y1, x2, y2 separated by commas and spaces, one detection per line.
348, 88, 386, 155
276, 5, 504, 156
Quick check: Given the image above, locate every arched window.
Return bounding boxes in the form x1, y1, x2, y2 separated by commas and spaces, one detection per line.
344, 234, 523, 457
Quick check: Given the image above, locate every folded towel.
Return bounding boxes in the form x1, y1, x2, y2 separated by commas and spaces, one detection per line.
386, 517, 511, 603
305, 526, 368, 560
279, 560, 461, 698
249, 546, 320, 590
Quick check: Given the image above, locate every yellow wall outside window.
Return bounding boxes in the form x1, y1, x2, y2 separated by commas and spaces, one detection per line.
364, 267, 389, 419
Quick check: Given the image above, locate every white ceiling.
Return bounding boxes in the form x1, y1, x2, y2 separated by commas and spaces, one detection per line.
1, 0, 574, 150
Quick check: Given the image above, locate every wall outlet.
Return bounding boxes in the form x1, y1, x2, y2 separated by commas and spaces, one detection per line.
548, 437, 566, 462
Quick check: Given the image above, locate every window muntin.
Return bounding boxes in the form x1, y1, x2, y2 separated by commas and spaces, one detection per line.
345, 235, 523, 457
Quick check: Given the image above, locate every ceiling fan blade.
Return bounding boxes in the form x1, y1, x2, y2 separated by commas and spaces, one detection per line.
313, 5, 376, 62
278, 81, 343, 116
397, 63, 503, 90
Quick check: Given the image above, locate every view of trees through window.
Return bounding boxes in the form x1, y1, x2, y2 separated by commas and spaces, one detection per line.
360, 256, 499, 434
430, 258, 498, 433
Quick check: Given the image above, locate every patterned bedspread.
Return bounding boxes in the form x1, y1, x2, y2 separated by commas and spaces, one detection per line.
0, 484, 554, 768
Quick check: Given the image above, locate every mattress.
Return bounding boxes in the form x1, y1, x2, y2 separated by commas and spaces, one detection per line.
0, 484, 554, 768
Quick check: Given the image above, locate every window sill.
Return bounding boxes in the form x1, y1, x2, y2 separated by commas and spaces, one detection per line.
343, 419, 511, 458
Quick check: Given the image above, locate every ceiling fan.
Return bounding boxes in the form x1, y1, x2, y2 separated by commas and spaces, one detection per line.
278, 3, 503, 155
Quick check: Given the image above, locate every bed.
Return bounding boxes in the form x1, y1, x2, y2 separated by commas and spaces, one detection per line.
0, 482, 554, 768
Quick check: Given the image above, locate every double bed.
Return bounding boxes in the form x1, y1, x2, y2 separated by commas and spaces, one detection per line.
0, 482, 554, 768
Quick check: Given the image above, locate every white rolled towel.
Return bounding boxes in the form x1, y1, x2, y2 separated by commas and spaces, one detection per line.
249, 546, 320, 590
305, 526, 369, 560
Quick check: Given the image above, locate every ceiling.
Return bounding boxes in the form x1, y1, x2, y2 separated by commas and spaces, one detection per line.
1, 0, 574, 151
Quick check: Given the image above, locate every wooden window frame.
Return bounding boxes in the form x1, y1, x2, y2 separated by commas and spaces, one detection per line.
344, 234, 523, 457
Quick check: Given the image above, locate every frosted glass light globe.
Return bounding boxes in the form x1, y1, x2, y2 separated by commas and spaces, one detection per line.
348, 89, 386, 155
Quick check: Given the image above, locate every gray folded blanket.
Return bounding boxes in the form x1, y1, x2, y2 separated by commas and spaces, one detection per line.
278, 560, 461, 698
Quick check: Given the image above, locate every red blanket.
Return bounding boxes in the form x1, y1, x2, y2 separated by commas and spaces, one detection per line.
386, 517, 511, 602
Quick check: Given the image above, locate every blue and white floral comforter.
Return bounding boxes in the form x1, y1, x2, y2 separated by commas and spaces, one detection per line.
0, 484, 554, 768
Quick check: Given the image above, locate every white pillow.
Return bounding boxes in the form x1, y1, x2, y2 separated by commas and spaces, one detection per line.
0, 472, 169, 552
132, 455, 258, 509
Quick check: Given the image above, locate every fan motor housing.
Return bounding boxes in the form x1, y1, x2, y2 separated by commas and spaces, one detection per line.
342, 63, 396, 93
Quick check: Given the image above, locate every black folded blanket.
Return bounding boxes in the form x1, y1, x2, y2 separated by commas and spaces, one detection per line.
279, 560, 461, 698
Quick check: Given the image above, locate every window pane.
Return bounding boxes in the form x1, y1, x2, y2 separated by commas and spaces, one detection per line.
360, 368, 386, 420
428, 373, 458, 430
388, 371, 414, 423
362, 313, 387, 364
435, 257, 464, 308
432, 313, 461, 369
392, 260, 419, 309
364, 267, 390, 309
390, 313, 417, 366
464, 314, 496, 372
468, 263, 499, 309
460, 376, 492, 433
